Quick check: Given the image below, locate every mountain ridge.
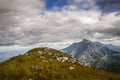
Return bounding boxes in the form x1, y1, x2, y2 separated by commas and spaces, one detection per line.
63, 39, 120, 73
0, 47, 120, 80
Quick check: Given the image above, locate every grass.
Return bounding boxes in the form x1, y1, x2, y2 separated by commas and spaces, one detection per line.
0, 47, 120, 80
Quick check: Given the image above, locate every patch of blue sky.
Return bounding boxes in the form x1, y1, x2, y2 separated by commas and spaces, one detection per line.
45, 0, 68, 10
45, 0, 120, 13
108, 8, 120, 13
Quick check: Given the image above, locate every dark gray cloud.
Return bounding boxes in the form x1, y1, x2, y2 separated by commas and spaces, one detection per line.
98, 20, 120, 37
95, 0, 120, 14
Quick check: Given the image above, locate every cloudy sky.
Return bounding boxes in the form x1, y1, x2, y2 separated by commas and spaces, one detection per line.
0, 0, 120, 51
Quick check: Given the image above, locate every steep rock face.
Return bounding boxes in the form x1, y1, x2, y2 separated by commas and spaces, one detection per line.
63, 39, 120, 73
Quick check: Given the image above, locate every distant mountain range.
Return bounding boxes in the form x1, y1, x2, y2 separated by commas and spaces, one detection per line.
106, 44, 120, 52
0, 49, 29, 62
63, 39, 120, 73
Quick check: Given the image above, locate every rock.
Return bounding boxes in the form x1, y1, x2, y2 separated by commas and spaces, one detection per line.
31, 65, 43, 71
56, 57, 69, 62
29, 78, 32, 80
25, 53, 30, 56
79, 62, 84, 65
41, 56, 45, 59
48, 52, 52, 55
42, 60, 48, 63
69, 66, 75, 70
63, 57, 68, 61
68, 58, 76, 63
57, 57, 62, 61
38, 51, 42, 54
25, 53, 29, 56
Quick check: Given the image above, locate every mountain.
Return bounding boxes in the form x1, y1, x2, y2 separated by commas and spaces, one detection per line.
63, 39, 120, 73
0, 47, 120, 80
0, 49, 29, 62
106, 44, 120, 52
0, 52, 7, 61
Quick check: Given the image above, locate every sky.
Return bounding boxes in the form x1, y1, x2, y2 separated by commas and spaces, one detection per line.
0, 0, 120, 51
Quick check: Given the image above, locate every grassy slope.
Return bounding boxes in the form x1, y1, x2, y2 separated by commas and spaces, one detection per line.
0, 47, 120, 80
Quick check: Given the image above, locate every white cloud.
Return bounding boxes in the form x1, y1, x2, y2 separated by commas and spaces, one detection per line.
0, 0, 120, 49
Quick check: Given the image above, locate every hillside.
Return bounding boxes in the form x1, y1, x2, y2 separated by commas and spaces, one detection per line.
0, 47, 120, 80
63, 39, 120, 73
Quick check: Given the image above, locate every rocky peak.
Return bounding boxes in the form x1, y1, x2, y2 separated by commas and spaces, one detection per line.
63, 39, 120, 73
82, 39, 91, 44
